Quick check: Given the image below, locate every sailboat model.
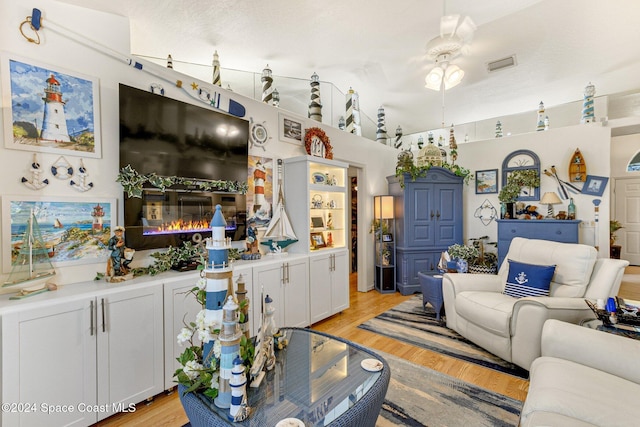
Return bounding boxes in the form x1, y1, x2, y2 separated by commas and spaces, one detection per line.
261, 159, 298, 252
4, 209, 56, 287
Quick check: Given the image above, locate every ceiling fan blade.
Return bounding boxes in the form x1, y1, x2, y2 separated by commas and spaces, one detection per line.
440, 14, 460, 37
456, 15, 476, 43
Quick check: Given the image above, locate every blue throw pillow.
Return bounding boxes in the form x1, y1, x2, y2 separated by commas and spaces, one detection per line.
503, 260, 556, 298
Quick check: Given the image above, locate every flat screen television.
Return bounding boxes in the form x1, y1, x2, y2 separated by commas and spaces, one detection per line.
119, 84, 249, 250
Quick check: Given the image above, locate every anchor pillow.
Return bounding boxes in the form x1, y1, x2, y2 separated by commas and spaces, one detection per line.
503, 259, 556, 298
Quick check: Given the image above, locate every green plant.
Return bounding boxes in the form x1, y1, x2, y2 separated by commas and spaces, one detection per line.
498, 169, 540, 203
447, 243, 479, 262
610, 220, 624, 242
116, 165, 249, 199
395, 162, 473, 188
147, 242, 206, 276
370, 219, 390, 236
469, 236, 498, 267
174, 283, 254, 399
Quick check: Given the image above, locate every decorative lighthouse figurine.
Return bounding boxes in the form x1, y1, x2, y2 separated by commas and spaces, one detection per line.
261, 65, 273, 104
228, 356, 249, 422
235, 274, 251, 339
345, 87, 362, 136
536, 101, 546, 131
215, 295, 242, 409
308, 72, 323, 122
449, 125, 458, 165
41, 73, 71, 143
376, 105, 388, 144
394, 125, 403, 148
581, 82, 596, 123
201, 205, 234, 400
212, 50, 221, 86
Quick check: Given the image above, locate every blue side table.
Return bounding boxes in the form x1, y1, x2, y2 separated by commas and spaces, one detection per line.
418, 272, 444, 321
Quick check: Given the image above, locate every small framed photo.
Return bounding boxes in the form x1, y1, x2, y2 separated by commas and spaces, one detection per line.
382, 234, 393, 242
582, 175, 609, 196
311, 216, 324, 229
279, 112, 304, 145
310, 232, 326, 249
475, 169, 498, 194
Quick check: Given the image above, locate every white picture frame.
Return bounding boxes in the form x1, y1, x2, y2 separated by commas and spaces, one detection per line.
2, 195, 116, 272
278, 112, 304, 145
1, 53, 102, 158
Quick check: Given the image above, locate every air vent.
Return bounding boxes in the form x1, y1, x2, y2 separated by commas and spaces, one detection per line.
487, 55, 517, 72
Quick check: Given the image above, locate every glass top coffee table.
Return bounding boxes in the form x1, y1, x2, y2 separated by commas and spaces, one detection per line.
179, 327, 390, 427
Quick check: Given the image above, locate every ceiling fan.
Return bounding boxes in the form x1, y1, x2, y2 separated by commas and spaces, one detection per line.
424, 13, 476, 90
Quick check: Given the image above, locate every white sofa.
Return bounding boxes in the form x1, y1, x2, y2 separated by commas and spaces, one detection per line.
520, 319, 640, 427
442, 237, 629, 370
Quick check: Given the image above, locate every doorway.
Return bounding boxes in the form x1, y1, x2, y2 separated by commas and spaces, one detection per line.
614, 177, 640, 265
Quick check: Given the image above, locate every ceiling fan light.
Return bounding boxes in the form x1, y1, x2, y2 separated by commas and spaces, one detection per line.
425, 66, 444, 90
444, 65, 464, 89
440, 14, 460, 37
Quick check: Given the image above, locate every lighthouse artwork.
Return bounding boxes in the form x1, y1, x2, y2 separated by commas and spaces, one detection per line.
5, 57, 101, 157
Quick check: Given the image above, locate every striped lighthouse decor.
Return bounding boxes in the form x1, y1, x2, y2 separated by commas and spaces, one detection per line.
167, 54, 173, 69
201, 206, 233, 396
215, 295, 242, 409
41, 74, 71, 142
345, 87, 362, 136
394, 125, 403, 148
228, 356, 248, 421
252, 160, 268, 215
376, 105, 388, 144
308, 72, 323, 122
261, 65, 273, 104
536, 101, 546, 131
212, 50, 221, 86
581, 82, 596, 123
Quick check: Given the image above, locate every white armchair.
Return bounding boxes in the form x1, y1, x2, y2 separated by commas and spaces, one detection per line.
442, 237, 629, 370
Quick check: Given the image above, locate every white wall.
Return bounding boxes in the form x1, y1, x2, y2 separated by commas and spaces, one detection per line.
0, 0, 630, 293
0, 0, 397, 291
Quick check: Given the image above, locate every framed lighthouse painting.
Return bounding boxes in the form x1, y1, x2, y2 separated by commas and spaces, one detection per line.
1, 54, 102, 158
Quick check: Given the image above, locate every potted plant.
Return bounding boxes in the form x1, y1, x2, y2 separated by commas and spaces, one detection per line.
447, 243, 479, 273
610, 220, 624, 245
498, 169, 540, 218
468, 236, 498, 274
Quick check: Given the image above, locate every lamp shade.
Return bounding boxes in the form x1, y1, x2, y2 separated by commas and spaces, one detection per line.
424, 66, 444, 90
443, 65, 464, 89
540, 192, 562, 205
374, 195, 394, 219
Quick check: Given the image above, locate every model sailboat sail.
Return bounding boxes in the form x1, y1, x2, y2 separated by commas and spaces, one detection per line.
261, 159, 298, 251
4, 209, 56, 287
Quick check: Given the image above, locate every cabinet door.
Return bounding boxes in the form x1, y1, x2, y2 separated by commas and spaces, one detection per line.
405, 184, 435, 247
253, 262, 286, 327
309, 254, 332, 323
97, 285, 164, 420
284, 258, 310, 327
433, 183, 462, 247
163, 275, 203, 390
330, 250, 349, 314
1, 298, 97, 427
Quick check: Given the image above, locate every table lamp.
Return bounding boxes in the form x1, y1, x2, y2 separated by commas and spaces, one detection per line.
540, 192, 562, 218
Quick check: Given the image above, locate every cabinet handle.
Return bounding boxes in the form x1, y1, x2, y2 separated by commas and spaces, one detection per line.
285, 263, 290, 284
101, 298, 106, 333
430, 210, 434, 219
90, 300, 94, 336
436, 211, 441, 219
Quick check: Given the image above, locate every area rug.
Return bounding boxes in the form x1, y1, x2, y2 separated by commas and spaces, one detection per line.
358, 295, 529, 379
377, 350, 522, 426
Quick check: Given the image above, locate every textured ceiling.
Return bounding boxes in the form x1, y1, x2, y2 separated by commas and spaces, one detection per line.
57, 0, 640, 134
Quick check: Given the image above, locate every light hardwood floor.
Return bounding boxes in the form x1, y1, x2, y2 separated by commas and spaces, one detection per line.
97, 266, 640, 427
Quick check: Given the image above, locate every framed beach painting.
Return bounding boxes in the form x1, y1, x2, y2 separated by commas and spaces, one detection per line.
1, 54, 102, 158
279, 112, 304, 145
2, 195, 116, 273
475, 169, 498, 194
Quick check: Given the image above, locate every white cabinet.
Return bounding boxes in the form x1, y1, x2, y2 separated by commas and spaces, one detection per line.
1, 298, 97, 427
309, 249, 349, 324
284, 155, 349, 255
252, 256, 309, 328
96, 285, 164, 420
0, 283, 164, 427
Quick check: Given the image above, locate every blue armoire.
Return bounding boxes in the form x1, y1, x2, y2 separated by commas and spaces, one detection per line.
387, 168, 463, 295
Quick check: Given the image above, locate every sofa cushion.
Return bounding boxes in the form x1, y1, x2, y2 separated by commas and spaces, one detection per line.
498, 237, 597, 297
503, 260, 555, 298
455, 291, 516, 338
521, 356, 640, 427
